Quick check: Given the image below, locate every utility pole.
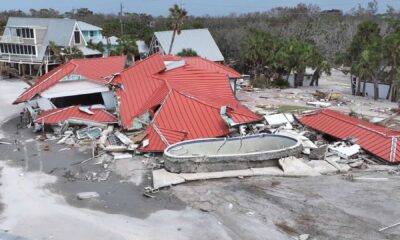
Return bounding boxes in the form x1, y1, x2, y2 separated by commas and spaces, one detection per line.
119, 2, 124, 36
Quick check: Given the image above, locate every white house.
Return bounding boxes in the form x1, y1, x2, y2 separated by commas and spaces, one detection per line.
149, 28, 224, 62
0, 17, 101, 75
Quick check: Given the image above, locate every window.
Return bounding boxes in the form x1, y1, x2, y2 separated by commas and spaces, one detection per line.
0, 43, 36, 55
90, 31, 94, 37
74, 31, 81, 44
17, 28, 34, 38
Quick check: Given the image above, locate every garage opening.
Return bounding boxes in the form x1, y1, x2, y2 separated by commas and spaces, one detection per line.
51, 93, 104, 108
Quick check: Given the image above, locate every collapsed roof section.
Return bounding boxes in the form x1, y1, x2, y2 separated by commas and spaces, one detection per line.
34, 106, 118, 125
113, 53, 261, 152
298, 109, 400, 163
14, 56, 126, 104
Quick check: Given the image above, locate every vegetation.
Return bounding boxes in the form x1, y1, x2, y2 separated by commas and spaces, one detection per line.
177, 48, 198, 57
1, 1, 400, 100
241, 30, 330, 88
336, 9, 400, 100
110, 35, 137, 59
48, 41, 83, 62
87, 40, 104, 53
168, 4, 188, 55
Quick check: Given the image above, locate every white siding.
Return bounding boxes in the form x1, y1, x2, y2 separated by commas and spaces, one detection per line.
101, 91, 116, 110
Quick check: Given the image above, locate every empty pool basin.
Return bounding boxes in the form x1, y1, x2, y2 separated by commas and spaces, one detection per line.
163, 133, 303, 173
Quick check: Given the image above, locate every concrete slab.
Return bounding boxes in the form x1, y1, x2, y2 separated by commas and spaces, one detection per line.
152, 169, 186, 189
152, 165, 306, 189
279, 157, 321, 176
308, 160, 338, 174
180, 169, 254, 181
251, 166, 284, 176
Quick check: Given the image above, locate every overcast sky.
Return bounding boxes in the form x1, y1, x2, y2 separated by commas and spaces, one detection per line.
2, 0, 399, 16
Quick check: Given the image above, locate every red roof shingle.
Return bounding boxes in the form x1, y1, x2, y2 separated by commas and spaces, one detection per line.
298, 109, 400, 163
14, 56, 126, 104
114, 53, 261, 152
34, 106, 118, 125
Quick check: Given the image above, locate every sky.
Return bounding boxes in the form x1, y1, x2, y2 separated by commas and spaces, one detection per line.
2, 0, 400, 16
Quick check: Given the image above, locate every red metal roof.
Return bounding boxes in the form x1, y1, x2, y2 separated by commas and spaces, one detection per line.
113, 53, 166, 128
34, 106, 118, 125
162, 55, 241, 78
14, 56, 126, 104
114, 53, 261, 151
298, 109, 400, 163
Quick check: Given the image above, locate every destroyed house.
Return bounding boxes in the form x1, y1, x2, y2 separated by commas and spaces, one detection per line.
112, 53, 261, 152
299, 109, 400, 163
13, 56, 126, 120
34, 106, 118, 126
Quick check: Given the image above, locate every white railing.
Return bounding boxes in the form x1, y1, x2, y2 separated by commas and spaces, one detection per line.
0, 35, 23, 43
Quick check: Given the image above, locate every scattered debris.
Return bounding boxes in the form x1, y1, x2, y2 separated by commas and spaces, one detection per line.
112, 152, 133, 160
43, 144, 50, 151
299, 109, 400, 163
76, 192, 100, 200
379, 221, 400, 232
264, 113, 294, 127
114, 131, 133, 145
352, 177, 389, 182
297, 234, 310, 240
279, 157, 320, 176
76, 127, 102, 140
329, 142, 361, 159
309, 145, 328, 160
314, 90, 340, 101
306, 101, 332, 108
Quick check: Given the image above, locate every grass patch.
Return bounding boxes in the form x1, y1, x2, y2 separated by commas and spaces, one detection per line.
274, 105, 312, 113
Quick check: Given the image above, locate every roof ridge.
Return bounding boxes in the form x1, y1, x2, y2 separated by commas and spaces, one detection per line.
172, 89, 223, 111
184, 57, 240, 76
15, 62, 72, 102
120, 53, 164, 74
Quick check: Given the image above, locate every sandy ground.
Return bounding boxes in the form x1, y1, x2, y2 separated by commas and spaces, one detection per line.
0, 78, 27, 138
1, 76, 400, 240
0, 163, 231, 240
0, 78, 232, 239
238, 69, 399, 121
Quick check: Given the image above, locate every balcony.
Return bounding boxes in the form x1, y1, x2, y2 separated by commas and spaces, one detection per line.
0, 35, 23, 44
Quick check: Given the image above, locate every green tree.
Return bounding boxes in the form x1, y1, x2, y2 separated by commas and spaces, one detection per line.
383, 31, 400, 101
62, 47, 84, 61
177, 48, 198, 57
111, 35, 138, 59
347, 20, 381, 96
87, 40, 104, 53
241, 30, 277, 79
283, 39, 315, 87
102, 19, 121, 38
168, 4, 188, 55
309, 47, 331, 86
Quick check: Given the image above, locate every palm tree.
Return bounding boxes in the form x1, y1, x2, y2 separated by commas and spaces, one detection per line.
384, 31, 400, 101
168, 4, 187, 55
309, 47, 331, 86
